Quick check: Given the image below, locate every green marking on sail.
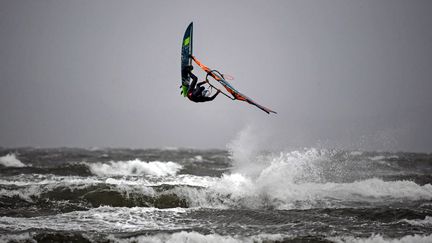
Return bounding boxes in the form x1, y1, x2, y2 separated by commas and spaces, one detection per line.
183, 37, 190, 46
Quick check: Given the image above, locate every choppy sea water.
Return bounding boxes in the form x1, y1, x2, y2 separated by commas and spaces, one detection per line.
1, 145, 432, 243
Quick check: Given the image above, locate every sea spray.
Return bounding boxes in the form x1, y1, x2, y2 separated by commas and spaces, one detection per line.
222, 125, 334, 208
0, 153, 26, 167
226, 125, 271, 179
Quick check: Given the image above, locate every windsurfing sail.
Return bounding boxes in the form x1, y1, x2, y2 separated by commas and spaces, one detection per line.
180, 22, 193, 97
192, 56, 277, 114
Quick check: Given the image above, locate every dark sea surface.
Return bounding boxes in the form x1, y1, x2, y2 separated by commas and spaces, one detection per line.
1, 146, 432, 243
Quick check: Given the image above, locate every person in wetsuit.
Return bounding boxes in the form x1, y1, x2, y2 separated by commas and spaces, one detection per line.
182, 65, 220, 102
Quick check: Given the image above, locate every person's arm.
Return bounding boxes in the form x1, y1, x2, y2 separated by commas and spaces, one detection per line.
196, 81, 207, 87
204, 90, 220, 101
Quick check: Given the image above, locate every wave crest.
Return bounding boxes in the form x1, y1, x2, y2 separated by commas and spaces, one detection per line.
330, 234, 432, 243
87, 159, 182, 177
402, 216, 432, 227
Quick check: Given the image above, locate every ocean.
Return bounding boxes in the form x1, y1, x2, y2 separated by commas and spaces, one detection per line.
1, 146, 432, 243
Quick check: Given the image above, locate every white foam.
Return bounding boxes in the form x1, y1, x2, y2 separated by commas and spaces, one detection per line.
162, 146, 179, 151
193, 155, 203, 162
0, 175, 102, 186
103, 174, 216, 188
0, 232, 35, 243
0, 173, 219, 206
0, 231, 284, 243
107, 231, 284, 243
370, 156, 386, 161
350, 151, 364, 156
402, 216, 432, 227
0, 173, 214, 188
330, 234, 432, 243
111, 231, 244, 243
0, 153, 26, 167
87, 159, 182, 177
0, 188, 35, 202
191, 174, 432, 210
0, 175, 155, 202
0, 206, 189, 232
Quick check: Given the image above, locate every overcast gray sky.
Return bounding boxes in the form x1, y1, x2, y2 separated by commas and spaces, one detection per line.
1, 0, 431, 152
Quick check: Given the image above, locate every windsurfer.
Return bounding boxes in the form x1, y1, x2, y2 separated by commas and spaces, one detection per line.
182, 65, 220, 103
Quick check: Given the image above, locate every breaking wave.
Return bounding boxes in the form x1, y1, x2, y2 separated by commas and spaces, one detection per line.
0, 153, 26, 167
0, 207, 188, 232
106, 231, 285, 243
86, 159, 182, 177
2, 151, 432, 211
200, 174, 432, 210
402, 216, 432, 227
330, 234, 432, 243
202, 126, 432, 209
2, 231, 432, 243
0, 231, 288, 243
0, 175, 210, 214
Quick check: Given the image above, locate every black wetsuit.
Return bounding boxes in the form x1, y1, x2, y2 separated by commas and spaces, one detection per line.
187, 72, 219, 103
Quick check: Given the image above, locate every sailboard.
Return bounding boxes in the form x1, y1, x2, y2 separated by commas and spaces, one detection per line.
180, 22, 276, 114
180, 22, 193, 97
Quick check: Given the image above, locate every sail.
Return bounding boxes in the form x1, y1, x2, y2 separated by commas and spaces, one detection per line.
181, 22, 193, 86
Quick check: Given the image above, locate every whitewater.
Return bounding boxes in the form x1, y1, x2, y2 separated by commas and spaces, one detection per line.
1, 130, 432, 242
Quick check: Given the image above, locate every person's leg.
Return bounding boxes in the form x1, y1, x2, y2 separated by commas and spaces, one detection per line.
187, 72, 198, 94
